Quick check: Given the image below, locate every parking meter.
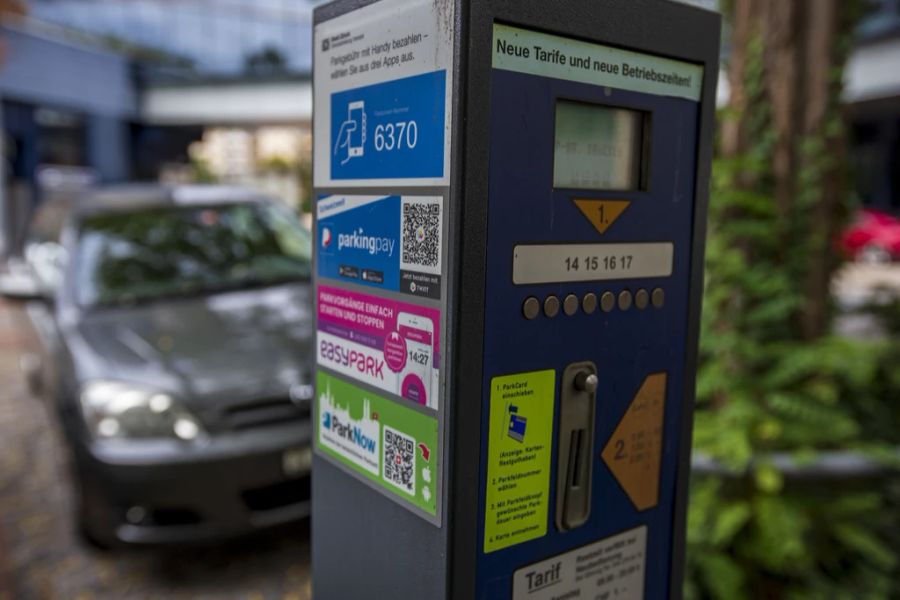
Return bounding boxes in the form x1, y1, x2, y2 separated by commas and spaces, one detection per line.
311, 1, 720, 598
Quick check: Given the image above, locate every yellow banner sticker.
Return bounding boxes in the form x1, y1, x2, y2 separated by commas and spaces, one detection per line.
484, 370, 556, 553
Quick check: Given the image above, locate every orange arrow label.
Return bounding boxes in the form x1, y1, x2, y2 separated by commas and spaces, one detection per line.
602, 373, 666, 512
573, 199, 631, 235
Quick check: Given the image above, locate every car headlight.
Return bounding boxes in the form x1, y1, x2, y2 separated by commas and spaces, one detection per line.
80, 381, 207, 442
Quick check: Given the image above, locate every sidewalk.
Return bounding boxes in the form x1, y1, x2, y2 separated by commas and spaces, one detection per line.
0, 301, 19, 600
0, 525, 12, 600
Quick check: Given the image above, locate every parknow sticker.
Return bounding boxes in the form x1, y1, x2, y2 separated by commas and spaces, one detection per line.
317, 371, 440, 518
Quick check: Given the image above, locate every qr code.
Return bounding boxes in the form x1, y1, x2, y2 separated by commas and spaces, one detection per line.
401, 199, 442, 274
383, 426, 416, 495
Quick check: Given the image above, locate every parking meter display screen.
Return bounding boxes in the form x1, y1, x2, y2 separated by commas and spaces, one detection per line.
553, 101, 646, 191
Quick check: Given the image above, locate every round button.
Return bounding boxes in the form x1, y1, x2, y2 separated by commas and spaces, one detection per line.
563, 294, 579, 316
600, 292, 616, 313
582, 293, 598, 315
635, 289, 650, 310
544, 295, 561, 318
652, 288, 665, 309
574, 372, 599, 393
618, 290, 633, 311
523, 297, 541, 320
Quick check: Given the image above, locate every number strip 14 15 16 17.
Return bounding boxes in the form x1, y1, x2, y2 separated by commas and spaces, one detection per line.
513, 243, 674, 285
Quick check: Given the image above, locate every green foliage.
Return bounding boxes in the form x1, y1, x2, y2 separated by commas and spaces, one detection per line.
258, 156, 295, 174
244, 45, 289, 75
190, 157, 217, 184
687, 22, 900, 599
297, 158, 314, 215
255, 157, 313, 215
690, 166, 900, 598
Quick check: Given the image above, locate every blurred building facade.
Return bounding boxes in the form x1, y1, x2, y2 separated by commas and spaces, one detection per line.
0, 1, 314, 257
847, 0, 900, 212
1, 0, 898, 258
0, 20, 139, 254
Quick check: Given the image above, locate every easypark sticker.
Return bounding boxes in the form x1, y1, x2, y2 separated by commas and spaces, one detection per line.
317, 285, 441, 411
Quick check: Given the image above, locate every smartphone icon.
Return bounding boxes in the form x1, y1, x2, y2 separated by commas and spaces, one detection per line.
348, 101, 365, 158
396, 312, 434, 408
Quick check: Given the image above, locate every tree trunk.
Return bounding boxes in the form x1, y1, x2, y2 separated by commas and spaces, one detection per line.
724, 0, 857, 340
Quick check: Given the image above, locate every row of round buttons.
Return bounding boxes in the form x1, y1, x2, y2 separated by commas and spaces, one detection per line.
522, 288, 665, 320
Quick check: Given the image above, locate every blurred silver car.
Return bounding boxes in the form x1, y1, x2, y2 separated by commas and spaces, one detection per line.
7, 185, 314, 547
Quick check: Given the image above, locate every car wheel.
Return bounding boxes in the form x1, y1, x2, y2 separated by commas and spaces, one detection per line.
859, 244, 892, 265
77, 520, 112, 552
72, 472, 112, 552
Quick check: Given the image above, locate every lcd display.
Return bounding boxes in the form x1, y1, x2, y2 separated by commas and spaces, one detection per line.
553, 101, 647, 191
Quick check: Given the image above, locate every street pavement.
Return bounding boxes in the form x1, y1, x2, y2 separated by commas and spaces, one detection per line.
0, 300, 312, 600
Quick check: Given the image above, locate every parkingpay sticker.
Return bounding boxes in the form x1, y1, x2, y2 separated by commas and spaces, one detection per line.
317, 285, 441, 410
484, 370, 555, 553
318, 195, 443, 299
313, 0, 455, 187
317, 371, 439, 517
512, 526, 647, 600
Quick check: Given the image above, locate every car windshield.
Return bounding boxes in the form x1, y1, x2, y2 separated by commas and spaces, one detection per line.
75, 202, 312, 307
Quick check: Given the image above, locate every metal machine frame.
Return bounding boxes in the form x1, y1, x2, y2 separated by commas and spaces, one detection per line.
312, 1, 720, 598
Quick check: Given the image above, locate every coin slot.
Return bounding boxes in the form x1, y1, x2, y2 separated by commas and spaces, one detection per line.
567, 429, 586, 489
556, 362, 598, 532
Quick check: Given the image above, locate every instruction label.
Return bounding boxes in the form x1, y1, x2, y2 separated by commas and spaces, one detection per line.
317, 194, 443, 299
493, 23, 704, 102
512, 526, 647, 600
484, 370, 555, 553
317, 285, 441, 410
602, 373, 667, 511
313, 0, 455, 187
317, 371, 439, 518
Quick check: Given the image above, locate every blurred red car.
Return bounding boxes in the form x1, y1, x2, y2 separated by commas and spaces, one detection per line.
839, 209, 900, 263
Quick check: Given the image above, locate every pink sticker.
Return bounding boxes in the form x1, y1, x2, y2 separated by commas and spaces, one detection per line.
401, 374, 428, 406
383, 331, 408, 373
398, 325, 432, 345
317, 285, 441, 411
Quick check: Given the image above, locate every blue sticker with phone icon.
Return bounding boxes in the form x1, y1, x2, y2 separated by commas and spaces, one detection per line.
331, 70, 446, 181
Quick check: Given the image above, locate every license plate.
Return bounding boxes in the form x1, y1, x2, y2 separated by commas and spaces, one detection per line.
282, 447, 313, 477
